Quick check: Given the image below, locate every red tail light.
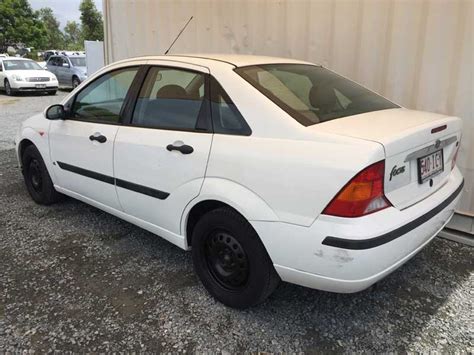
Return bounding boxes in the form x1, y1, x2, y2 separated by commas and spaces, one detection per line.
322, 160, 391, 218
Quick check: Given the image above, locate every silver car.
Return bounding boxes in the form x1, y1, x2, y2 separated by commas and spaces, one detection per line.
46, 55, 87, 88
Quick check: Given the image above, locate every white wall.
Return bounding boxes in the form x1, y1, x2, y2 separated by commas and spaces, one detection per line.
84, 40, 105, 77
103, 0, 473, 221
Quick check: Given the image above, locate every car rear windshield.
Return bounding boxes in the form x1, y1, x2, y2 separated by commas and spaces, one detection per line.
235, 64, 399, 126
3, 60, 43, 71
70, 57, 86, 67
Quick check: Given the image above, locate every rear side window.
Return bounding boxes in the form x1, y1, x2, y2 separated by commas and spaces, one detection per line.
131, 67, 206, 131
210, 77, 251, 136
235, 64, 399, 126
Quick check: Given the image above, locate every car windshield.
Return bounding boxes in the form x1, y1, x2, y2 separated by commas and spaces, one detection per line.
70, 57, 86, 67
235, 64, 399, 126
3, 60, 43, 71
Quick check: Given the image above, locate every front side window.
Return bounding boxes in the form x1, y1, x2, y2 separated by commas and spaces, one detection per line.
235, 64, 399, 126
3, 60, 43, 71
71, 66, 138, 123
49, 57, 60, 66
131, 67, 206, 130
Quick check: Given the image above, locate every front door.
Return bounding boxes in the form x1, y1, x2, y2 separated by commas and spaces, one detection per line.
113, 63, 213, 235
49, 65, 140, 210
56, 57, 69, 85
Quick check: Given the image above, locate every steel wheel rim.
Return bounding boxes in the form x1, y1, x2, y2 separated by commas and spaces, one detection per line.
28, 159, 43, 193
5, 82, 11, 95
204, 230, 249, 290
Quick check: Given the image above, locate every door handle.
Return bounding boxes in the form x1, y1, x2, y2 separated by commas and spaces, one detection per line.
89, 133, 107, 143
166, 143, 194, 155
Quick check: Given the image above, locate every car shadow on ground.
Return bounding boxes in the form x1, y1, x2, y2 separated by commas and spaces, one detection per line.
0, 149, 472, 352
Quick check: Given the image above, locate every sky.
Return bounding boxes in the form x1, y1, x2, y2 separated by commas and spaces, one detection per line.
29, 0, 103, 30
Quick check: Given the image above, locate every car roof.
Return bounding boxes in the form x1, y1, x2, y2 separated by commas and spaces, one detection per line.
116, 54, 316, 68
50, 55, 85, 58
171, 54, 314, 67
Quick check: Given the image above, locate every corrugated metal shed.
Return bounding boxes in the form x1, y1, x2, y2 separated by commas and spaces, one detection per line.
103, 0, 473, 232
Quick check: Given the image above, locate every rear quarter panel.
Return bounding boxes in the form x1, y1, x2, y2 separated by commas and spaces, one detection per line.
206, 133, 385, 226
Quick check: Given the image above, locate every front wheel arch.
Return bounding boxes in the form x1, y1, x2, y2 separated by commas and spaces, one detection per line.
72, 76, 80, 88
18, 139, 35, 169
4, 79, 13, 95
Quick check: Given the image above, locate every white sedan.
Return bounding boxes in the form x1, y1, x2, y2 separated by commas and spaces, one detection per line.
0, 57, 58, 95
15, 55, 463, 308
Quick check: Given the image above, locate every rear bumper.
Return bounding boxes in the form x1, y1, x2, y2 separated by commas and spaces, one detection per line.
251, 167, 464, 293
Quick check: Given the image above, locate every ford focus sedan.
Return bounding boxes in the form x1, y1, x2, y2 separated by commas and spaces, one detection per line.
15, 55, 463, 308
0, 57, 58, 95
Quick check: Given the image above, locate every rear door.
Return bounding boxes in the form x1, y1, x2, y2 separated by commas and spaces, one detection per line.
49, 65, 141, 209
113, 61, 213, 235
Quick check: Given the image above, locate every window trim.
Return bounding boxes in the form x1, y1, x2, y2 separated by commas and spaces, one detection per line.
66, 65, 142, 125
124, 65, 213, 134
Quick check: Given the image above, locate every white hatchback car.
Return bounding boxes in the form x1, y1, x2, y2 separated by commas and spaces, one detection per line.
1, 57, 59, 96
15, 55, 463, 308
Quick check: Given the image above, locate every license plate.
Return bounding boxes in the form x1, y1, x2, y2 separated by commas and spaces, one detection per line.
35, 84, 46, 88
417, 150, 444, 183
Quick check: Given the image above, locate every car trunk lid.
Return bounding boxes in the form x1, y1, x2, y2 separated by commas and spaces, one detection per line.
311, 108, 462, 209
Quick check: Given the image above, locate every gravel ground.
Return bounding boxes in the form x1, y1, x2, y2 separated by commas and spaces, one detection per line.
0, 92, 473, 352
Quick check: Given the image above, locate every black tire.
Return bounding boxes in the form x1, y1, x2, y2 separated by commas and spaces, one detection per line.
22, 145, 61, 205
72, 77, 80, 88
5, 79, 14, 96
192, 207, 280, 308
47, 90, 57, 95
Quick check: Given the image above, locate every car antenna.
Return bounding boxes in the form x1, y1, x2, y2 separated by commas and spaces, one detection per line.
164, 16, 194, 55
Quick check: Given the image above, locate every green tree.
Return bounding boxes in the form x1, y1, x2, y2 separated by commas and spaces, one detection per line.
0, 0, 47, 50
79, 0, 103, 41
64, 20, 82, 50
37, 7, 64, 49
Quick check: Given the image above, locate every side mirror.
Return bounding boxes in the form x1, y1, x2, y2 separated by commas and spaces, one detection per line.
45, 104, 65, 120
63, 63, 69, 67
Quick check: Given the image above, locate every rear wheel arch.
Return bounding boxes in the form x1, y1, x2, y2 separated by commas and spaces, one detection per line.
190, 205, 280, 307
186, 200, 238, 248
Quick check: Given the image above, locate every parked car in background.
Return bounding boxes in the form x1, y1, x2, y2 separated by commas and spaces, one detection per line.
46, 55, 87, 88
15, 54, 464, 308
0, 57, 58, 95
